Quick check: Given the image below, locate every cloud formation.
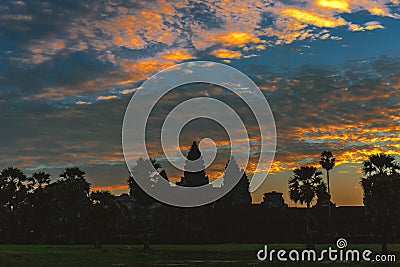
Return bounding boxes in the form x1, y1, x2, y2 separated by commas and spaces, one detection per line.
2, 0, 399, 94
1, 0, 400, 205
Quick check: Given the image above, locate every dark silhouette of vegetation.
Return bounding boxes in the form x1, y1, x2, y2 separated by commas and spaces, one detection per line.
0, 146, 399, 250
128, 158, 168, 250
361, 153, 400, 254
90, 191, 126, 249
320, 151, 335, 229
31, 171, 51, 189
289, 166, 327, 249
54, 167, 91, 244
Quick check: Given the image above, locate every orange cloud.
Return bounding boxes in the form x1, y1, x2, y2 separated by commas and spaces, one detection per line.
316, 0, 350, 12
349, 21, 384, 31
97, 95, 118, 101
100, 1, 182, 50
120, 88, 137, 95
193, 30, 262, 50
75, 101, 91, 105
121, 59, 174, 72
214, 31, 261, 46
281, 8, 347, 27
210, 49, 242, 59
161, 49, 194, 61
113, 32, 146, 48
27, 39, 67, 64
368, 6, 388, 16
364, 21, 385, 30
21, 0, 398, 68
348, 23, 365, 31
53, 39, 65, 50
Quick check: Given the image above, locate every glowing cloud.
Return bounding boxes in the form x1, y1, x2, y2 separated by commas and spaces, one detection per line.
281, 8, 347, 28
369, 6, 388, 16
121, 88, 137, 95
215, 31, 261, 46
75, 101, 91, 105
210, 49, 242, 58
97, 95, 118, 101
161, 49, 194, 61
364, 21, 385, 30
121, 59, 174, 72
349, 21, 385, 31
316, 0, 350, 12
194, 30, 262, 50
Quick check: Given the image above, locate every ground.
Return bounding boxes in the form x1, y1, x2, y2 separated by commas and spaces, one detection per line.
0, 244, 399, 266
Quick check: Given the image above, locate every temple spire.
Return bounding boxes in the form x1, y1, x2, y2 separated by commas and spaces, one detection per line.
176, 140, 209, 187
187, 141, 201, 161
221, 156, 252, 206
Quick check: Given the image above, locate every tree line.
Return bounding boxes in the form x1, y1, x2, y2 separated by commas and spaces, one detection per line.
0, 150, 399, 252
288, 152, 400, 253
0, 166, 131, 247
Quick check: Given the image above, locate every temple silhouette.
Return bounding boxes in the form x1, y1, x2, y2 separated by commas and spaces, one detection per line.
176, 141, 210, 187
1, 140, 398, 248
145, 141, 371, 245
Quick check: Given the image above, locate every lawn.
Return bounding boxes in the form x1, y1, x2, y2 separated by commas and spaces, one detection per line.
0, 244, 399, 266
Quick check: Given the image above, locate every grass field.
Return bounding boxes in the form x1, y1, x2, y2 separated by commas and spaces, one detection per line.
0, 244, 399, 266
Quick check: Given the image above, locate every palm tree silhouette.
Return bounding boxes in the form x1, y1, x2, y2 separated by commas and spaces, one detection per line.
57, 167, 91, 244
128, 158, 168, 250
90, 190, 124, 249
320, 151, 335, 229
32, 171, 51, 189
0, 167, 29, 212
361, 153, 400, 254
362, 153, 399, 177
289, 166, 326, 249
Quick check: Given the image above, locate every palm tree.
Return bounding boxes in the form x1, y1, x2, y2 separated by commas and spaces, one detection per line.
48, 167, 91, 244
289, 166, 326, 248
0, 167, 29, 241
361, 153, 400, 254
60, 167, 86, 181
90, 191, 124, 249
362, 153, 399, 177
0, 167, 29, 212
32, 171, 51, 189
128, 158, 168, 250
319, 151, 335, 229
28, 171, 52, 243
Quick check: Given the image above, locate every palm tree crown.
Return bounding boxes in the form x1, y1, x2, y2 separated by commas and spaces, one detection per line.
362, 153, 400, 177
320, 151, 335, 171
289, 166, 326, 208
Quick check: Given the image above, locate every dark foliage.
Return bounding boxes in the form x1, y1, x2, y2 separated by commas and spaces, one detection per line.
0, 149, 399, 248
361, 153, 400, 253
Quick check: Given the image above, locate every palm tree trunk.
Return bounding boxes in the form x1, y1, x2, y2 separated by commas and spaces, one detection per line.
306, 203, 314, 249
327, 170, 332, 231
95, 236, 102, 249
382, 234, 388, 254
144, 233, 150, 250
143, 206, 151, 250
381, 213, 388, 254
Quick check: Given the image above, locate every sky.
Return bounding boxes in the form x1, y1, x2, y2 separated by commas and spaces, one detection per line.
1, 0, 400, 206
